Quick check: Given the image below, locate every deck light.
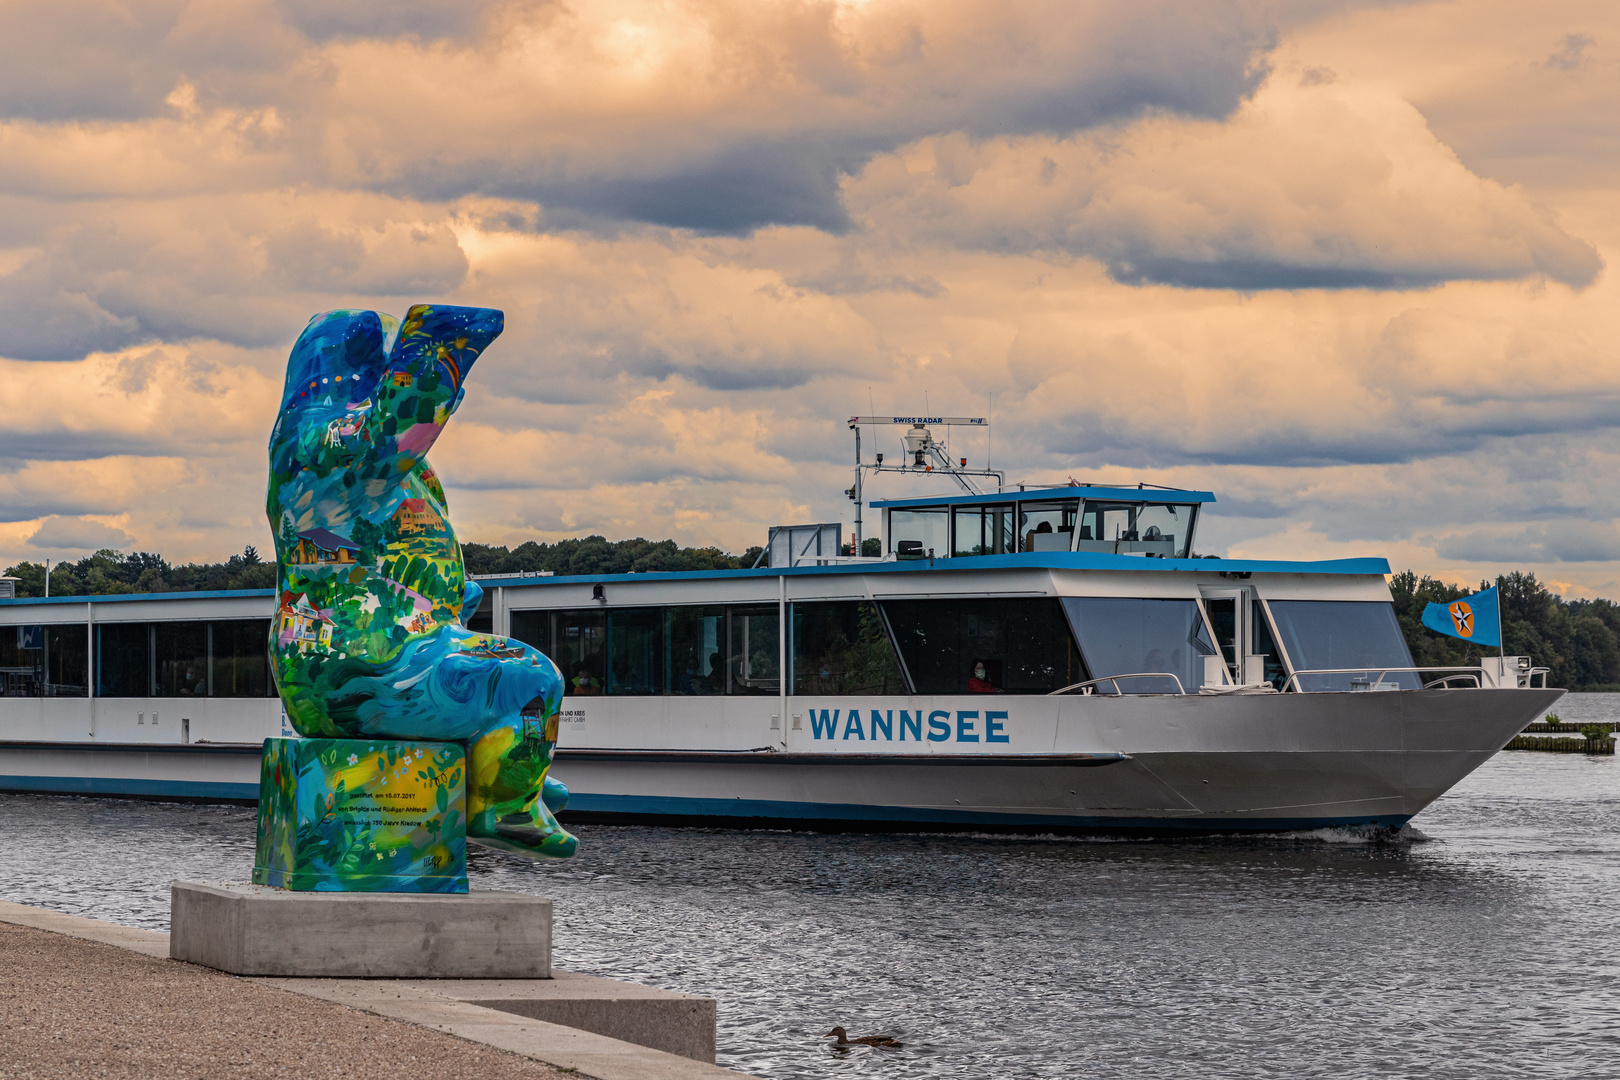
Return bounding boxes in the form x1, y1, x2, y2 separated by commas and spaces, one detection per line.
592, 584, 606, 601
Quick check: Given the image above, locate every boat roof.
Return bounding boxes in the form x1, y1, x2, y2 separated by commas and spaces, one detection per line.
868, 484, 1216, 509
0, 553, 1388, 609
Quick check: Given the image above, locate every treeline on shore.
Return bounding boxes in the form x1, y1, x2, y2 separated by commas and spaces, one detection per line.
7, 544, 1620, 690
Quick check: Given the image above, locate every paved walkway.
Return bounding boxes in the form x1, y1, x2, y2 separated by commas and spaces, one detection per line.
0, 920, 572, 1080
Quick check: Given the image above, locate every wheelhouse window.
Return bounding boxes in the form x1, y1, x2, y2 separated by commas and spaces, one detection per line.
792, 601, 906, 695
953, 504, 1015, 557
1063, 598, 1216, 694
1018, 501, 1078, 552
879, 598, 1084, 694
889, 508, 948, 559
1077, 502, 1197, 557
1265, 601, 1417, 691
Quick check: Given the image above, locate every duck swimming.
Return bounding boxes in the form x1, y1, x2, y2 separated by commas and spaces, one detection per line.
825, 1026, 903, 1049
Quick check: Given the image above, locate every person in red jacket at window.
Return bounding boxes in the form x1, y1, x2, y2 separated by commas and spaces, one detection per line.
967, 660, 1000, 693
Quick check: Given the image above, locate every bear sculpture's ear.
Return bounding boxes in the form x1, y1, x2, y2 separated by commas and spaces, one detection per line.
276, 309, 390, 419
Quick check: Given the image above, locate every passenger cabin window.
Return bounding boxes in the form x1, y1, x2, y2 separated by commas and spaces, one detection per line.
0, 623, 88, 698
728, 605, 779, 695
154, 622, 208, 697
1063, 598, 1216, 694
212, 620, 273, 697
879, 598, 1085, 694
607, 607, 663, 695
508, 605, 767, 696
1018, 501, 1078, 552
952, 504, 1015, 557
1265, 601, 1417, 691
889, 508, 948, 559
93, 620, 274, 698
668, 606, 725, 695
792, 601, 905, 695
553, 611, 606, 696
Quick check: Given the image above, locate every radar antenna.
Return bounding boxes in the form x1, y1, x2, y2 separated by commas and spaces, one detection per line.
846, 416, 1006, 550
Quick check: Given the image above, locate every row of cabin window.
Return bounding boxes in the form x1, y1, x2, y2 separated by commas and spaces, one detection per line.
887, 501, 1199, 559
0, 598, 1414, 701
508, 597, 1413, 696
512, 598, 1107, 697
0, 620, 274, 699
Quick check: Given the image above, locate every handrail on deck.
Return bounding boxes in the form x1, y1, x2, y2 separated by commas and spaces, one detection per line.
1049, 672, 1187, 697
1279, 665, 1491, 694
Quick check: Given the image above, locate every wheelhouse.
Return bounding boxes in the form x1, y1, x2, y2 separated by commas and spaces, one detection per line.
872, 486, 1212, 559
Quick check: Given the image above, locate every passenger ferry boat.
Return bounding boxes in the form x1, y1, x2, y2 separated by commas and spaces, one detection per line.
0, 419, 1560, 834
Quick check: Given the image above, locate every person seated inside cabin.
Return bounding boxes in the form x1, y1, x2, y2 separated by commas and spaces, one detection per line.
1024, 520, 1053, 551
967, 659, 1001, 693
570, 661, 602, 695
704, 651, 725, 694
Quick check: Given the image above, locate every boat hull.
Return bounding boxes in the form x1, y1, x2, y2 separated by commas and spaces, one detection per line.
0, 688, 1562, 834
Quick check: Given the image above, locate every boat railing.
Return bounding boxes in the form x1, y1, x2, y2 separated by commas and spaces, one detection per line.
1050, 673, 1187, 697
1278, 665, 1549, 693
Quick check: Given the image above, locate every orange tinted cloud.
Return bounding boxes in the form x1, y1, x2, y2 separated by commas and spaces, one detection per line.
3, 0, 1620, 596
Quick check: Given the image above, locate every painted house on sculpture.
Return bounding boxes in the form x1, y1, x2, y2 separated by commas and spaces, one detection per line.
290, 528, 360, 566
277, 592, 335, 654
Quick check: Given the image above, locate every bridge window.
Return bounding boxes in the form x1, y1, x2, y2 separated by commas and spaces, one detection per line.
792, 601, 905, 695
1018, 501, 1078, 552
953, 505, 1015, 557
879, 598, 1083, 694
1063, 598, 1215, 695
889, 508, 948, 558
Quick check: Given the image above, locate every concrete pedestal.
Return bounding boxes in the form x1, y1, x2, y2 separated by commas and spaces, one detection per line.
171, 880, 550, 978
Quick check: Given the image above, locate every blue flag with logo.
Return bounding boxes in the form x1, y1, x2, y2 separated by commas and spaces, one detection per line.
1421, 586, 1501, 647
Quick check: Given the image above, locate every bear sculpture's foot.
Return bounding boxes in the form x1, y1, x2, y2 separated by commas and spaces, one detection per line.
470, 804, 578, 859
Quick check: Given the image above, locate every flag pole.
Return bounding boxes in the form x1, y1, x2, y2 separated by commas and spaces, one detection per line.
1497, 580, 1504, 658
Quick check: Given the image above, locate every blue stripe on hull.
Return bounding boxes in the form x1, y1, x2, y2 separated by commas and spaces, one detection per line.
561, 792, 1411, 833
0, 774, 259, 801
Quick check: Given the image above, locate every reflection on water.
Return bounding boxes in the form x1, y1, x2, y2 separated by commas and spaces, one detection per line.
2, 702, 1618, 1079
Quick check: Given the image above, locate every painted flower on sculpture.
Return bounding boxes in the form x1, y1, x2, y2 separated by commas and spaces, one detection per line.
347, 753, 359, 765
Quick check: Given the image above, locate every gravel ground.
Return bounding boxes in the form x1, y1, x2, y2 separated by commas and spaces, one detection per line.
0, 922, 570, 1080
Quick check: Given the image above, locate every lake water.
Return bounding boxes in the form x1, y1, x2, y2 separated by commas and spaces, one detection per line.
1, 694, 1616, 1079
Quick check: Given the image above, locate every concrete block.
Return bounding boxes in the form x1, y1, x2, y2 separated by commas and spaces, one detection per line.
171, 880, 550, 977
464, 971, 717, 1062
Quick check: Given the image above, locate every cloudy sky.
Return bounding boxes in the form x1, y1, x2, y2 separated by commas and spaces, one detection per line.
3, 0, 1618, 593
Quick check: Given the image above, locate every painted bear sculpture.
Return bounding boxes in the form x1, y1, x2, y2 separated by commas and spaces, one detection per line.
266, 304, 576, 860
